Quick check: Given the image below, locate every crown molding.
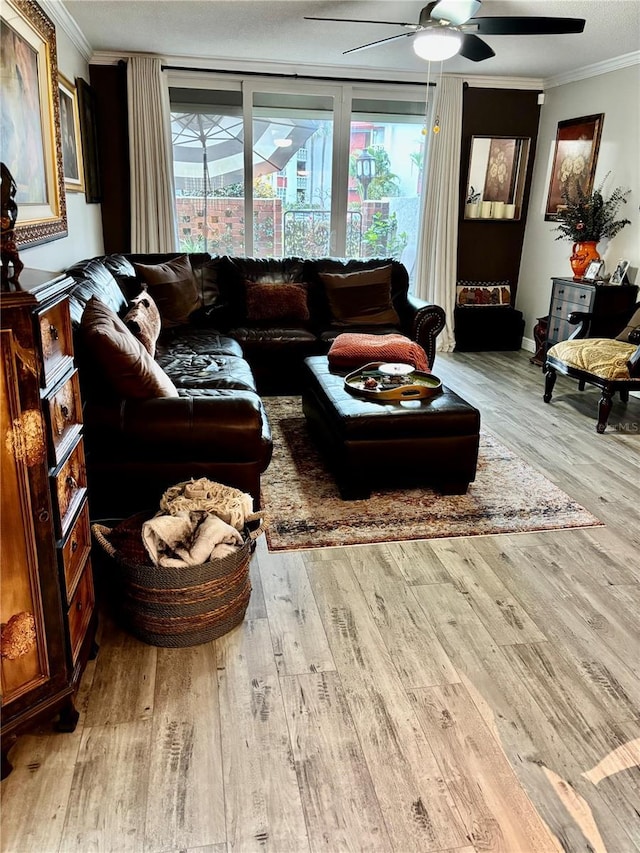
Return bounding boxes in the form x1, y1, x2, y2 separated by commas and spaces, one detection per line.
39, 0, 92, 62
545, 51, 640, 88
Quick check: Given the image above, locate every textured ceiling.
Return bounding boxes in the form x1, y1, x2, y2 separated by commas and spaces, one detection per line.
63, 0, 640, 81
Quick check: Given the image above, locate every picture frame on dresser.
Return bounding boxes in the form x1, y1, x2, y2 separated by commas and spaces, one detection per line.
609, 259, 630, 285
583, 259, 605, 282
0, 0, 67, 245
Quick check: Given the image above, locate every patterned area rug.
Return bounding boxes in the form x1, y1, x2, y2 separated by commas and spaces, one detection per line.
261, 397, 603, 551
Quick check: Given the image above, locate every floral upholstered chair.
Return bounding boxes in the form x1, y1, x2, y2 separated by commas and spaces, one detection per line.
543, 304, 640, 433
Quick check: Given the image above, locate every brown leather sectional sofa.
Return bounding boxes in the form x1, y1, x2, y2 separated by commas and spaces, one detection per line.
65, 251, 445, 517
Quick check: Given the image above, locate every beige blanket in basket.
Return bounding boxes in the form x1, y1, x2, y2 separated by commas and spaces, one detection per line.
142, 510, 243, 568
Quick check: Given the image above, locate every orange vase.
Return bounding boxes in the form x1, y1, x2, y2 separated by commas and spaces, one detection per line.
570, 241, 600, 280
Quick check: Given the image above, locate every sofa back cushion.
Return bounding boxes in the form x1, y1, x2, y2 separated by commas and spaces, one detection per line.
81, 297, 178, 399
133, 255, 201, 328
103, 253, 141, 300
66, 258, 129, 326
318, 264, 400, 327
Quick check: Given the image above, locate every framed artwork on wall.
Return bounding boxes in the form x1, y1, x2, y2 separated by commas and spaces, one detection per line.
0, 0, 67, 245
76, 77, 102, 204
58, 73, 84, 193
482, 137, 519, 204
545, 113, 604, 221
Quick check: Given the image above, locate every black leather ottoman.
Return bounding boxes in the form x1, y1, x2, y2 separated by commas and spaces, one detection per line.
301, 356, 481, 499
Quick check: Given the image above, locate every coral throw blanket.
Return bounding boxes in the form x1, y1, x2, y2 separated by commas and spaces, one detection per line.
327, 333, 429, 372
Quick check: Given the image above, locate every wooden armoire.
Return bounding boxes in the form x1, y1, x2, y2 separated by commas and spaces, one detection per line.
1, 269, 97, 778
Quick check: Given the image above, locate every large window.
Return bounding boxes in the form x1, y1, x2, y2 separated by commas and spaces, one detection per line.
170, 79, 429, 285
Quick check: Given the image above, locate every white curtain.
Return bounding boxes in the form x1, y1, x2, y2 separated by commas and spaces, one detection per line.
127, 55, 178, 253
415, 76, 464, 351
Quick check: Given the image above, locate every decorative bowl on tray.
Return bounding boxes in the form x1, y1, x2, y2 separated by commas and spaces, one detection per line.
344, 362, 443, 401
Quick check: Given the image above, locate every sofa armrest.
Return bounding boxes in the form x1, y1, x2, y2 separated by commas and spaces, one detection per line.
84, 392, 272, 467
404, 294, 446, 368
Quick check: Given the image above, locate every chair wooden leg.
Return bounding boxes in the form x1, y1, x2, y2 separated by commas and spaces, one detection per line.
597, 386, 614, 433
543, 367, 557, 403
620, 388, 630, 403
578, 379, 586, 391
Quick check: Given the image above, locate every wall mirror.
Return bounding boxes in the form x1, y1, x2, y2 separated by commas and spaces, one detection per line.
464, 136, 530, 221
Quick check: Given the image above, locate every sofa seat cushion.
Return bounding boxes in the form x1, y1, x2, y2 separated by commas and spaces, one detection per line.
156, 350, 256, 392
230, 326, 319, 351
318, 325, 402, 345
66, 258, 129, 325
156, 328, 244, 359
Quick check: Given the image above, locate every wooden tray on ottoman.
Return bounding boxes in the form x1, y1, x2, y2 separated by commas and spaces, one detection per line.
344, 362, 443, 402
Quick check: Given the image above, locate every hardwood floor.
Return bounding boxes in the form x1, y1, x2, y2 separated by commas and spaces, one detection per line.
2, 350, 639, 853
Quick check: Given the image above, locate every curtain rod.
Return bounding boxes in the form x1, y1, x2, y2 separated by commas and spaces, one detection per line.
161, 64, 434, 87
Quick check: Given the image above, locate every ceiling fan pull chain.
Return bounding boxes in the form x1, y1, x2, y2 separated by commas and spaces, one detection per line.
421, 60, 432, 136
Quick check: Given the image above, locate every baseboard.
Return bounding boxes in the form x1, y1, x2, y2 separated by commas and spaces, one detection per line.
521, 336, 535, 353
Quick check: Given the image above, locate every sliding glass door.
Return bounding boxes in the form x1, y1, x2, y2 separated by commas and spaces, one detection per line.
170, 77, 428, 284
251, 90, 337, 257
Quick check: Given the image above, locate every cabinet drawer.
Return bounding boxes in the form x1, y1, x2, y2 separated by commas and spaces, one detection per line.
60, 500, 91, 603
552, 281, 593, 303
67, 562, 95, 665
45, 370, 83, 466
37, 298, 74, 389
51, 437, 87, 538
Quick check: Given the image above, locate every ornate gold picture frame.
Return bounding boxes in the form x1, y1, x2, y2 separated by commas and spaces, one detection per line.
0, 0, 67, 246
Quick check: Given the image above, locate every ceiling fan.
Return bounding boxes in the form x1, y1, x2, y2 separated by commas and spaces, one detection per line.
305, 0, 586, 62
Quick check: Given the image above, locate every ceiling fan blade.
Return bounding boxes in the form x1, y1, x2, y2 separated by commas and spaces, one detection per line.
428, 0, 481, 26
343, 32, 417, 55
468, 16, 585, 36
459, 33, 495, 62
304, 16, 418, 29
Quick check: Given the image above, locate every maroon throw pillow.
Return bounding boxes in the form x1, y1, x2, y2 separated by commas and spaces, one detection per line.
245, 280, 310, 323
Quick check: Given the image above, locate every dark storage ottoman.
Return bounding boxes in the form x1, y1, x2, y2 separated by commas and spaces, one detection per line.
454, 305, 525, 351
301, 356, 480, 499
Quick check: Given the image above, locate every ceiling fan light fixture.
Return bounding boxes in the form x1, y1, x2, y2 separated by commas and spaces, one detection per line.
412, 27, 463, 61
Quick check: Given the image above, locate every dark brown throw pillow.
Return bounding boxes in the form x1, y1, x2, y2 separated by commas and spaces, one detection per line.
133, 255, 201, 328
616, 306, 640, 342
245, 280, 310, 323
123, 291, 162, 356
81, 297, 178, 399
319, 265, 400, 326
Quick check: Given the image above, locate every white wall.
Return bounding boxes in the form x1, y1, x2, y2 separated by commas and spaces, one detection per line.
19, 25, 104, 273
517, 62, 640, 344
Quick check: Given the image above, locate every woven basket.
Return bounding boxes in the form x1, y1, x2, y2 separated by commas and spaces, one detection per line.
92, 511, 265, 647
